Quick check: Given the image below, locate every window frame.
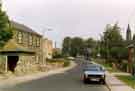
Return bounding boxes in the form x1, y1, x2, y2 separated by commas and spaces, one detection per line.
17, 31, 23, 44
28, 34, 33, 46
36, 37, 40, 47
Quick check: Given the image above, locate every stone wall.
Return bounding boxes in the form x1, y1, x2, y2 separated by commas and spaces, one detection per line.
5, 26, 44, 73
0, 56, 6, 73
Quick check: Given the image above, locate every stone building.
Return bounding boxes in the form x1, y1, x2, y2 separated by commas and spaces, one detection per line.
0, 21, 44, 72
43, 38, 53, 59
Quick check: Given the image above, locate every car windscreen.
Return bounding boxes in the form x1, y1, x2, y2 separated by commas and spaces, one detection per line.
84, 66, 103, 71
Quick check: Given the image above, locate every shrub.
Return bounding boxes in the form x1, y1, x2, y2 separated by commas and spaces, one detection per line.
52, 51, 63, 58
63, 60, 70, 67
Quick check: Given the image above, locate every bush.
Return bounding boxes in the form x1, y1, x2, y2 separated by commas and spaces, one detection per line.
47, 58, 70, 67
121, 63, 128, 72
63, 60, 70, 67
52, 51, 63, 58
110, 47, 128, 60
47, 59, 63, 63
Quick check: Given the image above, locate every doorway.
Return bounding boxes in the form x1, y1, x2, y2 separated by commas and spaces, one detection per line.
7, 56, 19, 72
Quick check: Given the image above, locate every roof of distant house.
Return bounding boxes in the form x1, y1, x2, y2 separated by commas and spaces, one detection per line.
11, 21, 42, 37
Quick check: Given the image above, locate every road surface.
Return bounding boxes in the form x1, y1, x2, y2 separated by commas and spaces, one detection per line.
1, 59, 109, 91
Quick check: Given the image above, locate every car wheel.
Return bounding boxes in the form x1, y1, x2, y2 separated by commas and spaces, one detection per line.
83, 78, 88, 84
83, 75, 88, 84
100, 79, 106, 85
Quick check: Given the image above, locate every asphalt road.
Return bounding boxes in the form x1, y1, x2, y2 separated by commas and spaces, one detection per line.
2, 59, 109, 91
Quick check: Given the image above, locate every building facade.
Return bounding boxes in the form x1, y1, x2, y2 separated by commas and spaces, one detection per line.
8, 21, 44, 72
43, 38, 53, 59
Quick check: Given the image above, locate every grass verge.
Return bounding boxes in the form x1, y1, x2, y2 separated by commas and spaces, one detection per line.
116, 75, 135, 89
95, 59, 135, 89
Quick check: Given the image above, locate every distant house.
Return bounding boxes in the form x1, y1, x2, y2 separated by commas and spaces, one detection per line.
0, 21, 44, 72
43, 38, 53, 59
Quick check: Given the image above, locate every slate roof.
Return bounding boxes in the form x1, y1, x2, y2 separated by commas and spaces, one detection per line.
11, 21, 42, 37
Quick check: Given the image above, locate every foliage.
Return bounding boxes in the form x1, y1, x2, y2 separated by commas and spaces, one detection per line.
116, 75, 135, 88
70, 37, 84, 57
99, 46, 108, 58
84, 38, 96, 48
52, 50, 63, 58
46, 58, 70, 67
62, 37, 72, 56
95, 58, 120, 72
100, 23, 127, 60
102, 24, 123, 45
62, 23, 127, 61
62, 37, 97, 57
63, 60, 70, 67
0, 4, 13, 48
110, 47, 128, 60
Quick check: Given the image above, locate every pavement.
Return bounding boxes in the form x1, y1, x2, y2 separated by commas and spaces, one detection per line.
0, 59, 109, 91
106, 72, 135, 91
94, 61, 135, 91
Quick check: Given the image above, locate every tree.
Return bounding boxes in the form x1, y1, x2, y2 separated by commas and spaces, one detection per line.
100, 23, 125, 60
103, 23, 123, 48
70, 37, 84, 57
62, 37, 85, 57
62, 37, 72, 56
84, 38, 96, 48
52, 50, 62, 58
62, 37, 98, 57
0, 3, 13, 48
84, 38, 97, 58
110, 47, 128, 60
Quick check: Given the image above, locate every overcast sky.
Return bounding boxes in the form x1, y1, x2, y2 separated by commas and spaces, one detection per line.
2, 0, 135, 47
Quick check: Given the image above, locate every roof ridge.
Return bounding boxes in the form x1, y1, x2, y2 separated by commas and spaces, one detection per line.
11, 21, 42, 37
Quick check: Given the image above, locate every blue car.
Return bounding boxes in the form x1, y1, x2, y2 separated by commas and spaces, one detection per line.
82, 64, 106, 84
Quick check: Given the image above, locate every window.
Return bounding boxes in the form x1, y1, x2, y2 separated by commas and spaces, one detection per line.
36, 38, 40, 47
33, 36, 36, 48
28, 35, 33, 46
17, 31, 23, 44
32, 36, 36, 48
